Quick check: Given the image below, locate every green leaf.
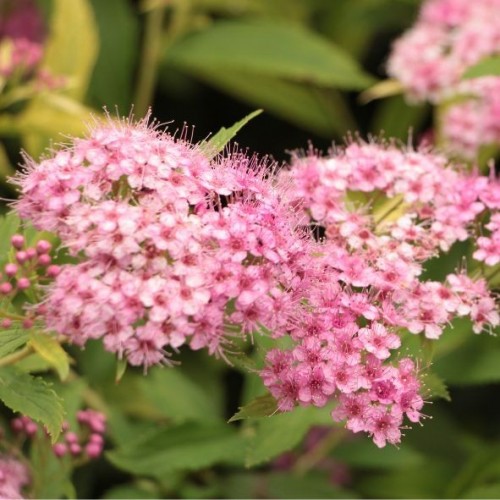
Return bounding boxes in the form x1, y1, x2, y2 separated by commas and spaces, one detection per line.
228, 393, 278, 422
0, 366, 65, 441
0, 143, 15, 187
115, 357, 127, 383
371, 94, 430, 140
29, 331, 70, 381
182, 70, 354, 137
87, 0, 139, 110
433, 333, 500, 385
167, 20, 374, 90
221, 471, 358, 499
30, 430, 74, 499
138, 366, 221, 423
334, 439, 424, 469
0, 211, 20, 260
103, 484, 159, 499
107, 422, 245, 477
41, 0, 99, 100
462, 56, 500, 80
245, 405, 333, 467
17, 94, 98, 158
463, 484, 500, 499
421, 371, 451, 401
199, 109, 262, 158
0, 328, 29, 358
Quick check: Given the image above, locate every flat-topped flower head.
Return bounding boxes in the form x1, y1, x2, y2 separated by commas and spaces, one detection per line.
14, 115, 311, 370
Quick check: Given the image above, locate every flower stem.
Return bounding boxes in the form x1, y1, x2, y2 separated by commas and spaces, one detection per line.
133, 3, 167, 117
293, 427, 347, 475
0, 344, 34, 367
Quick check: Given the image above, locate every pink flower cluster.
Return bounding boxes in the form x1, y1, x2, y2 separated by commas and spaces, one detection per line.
0, 0, 44, 79
0, 455, 29, 500
12, 409, 106, 460
387, 0, 500, 158
14, 117, 311, 369
260, 141, 499, 447
13, 116, 500, 447
441, 77, 500, 158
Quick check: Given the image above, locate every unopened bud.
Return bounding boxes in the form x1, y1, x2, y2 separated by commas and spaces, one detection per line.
36, 240, 52, 254
17, 277, 30, 290
11, 234, 24, 249
4, 263, 18, 277
46, 265, 61, 278
0, 282, 13, 295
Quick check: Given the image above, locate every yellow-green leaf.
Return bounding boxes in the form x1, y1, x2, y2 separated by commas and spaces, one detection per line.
29, 331, 70, 381
41, 0, 99, 100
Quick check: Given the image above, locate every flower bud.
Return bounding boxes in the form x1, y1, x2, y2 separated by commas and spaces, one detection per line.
11, 234, 24, 249
17, 277, 30, 290
4, 263, 18, 277
46, 265, 61, 278
36, 240, 52, 254
37, 254, 51, 266
0, 282, 13, 295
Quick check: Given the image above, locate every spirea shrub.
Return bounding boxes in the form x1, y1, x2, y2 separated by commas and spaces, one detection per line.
9, 116, 500, 450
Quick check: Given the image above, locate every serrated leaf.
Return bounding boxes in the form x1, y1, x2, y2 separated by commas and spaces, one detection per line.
29, 331, 70, 381
421, 371, 451, 401
228, 393, 278, 422
0, 366, 65, 441
199, 109, 262, 158
138, 366, 221, 423
0, 328, 29, 358
167, 20, 374, 90
462, 56, 500, 80
107, 422, 245, 478
245, 405, 333, 467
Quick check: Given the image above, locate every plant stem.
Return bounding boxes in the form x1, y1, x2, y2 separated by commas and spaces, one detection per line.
0, 344, 34, 367
293, 427, 347, 475
133, 3, 167, 117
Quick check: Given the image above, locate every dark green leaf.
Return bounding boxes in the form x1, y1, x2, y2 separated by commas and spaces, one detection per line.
166, 20, 374, 90
371, 95, 430, 140
0, 366, 65, 441
103, 484, 159, 499
138, 366, 221, 423
245, 405, 333, 466
199, 109, 262, 158
334, 439, 424, 469
107, 422, 245, 477
421, 371, 451, 401
30, 430, 73, 499
182, 70, 354, 137
87, 0, 139, 110
228, 393, 278, 422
